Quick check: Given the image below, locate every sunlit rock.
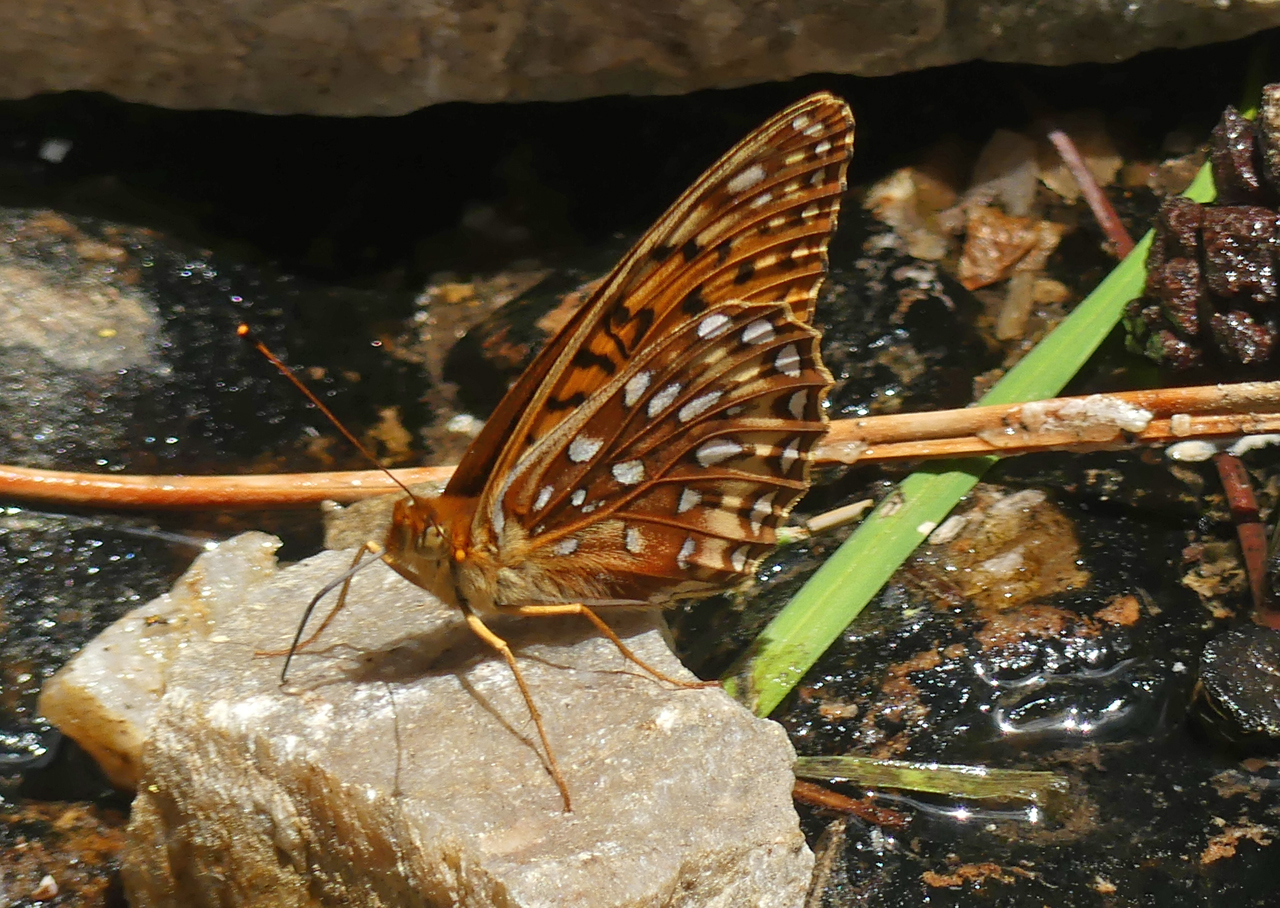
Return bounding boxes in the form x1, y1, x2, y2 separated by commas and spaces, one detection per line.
43, 532, 811, 908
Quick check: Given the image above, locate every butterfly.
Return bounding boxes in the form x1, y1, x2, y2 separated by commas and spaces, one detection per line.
271, 92, 855, 812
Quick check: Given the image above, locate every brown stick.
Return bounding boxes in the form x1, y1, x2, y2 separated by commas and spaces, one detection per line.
3, 381, 1279, 510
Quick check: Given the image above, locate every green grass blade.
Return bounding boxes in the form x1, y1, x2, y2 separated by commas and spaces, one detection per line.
794, 755, 1069, 806
724, 164, 1219, 717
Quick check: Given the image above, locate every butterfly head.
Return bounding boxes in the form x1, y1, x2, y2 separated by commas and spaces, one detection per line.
382, 494, 464, 606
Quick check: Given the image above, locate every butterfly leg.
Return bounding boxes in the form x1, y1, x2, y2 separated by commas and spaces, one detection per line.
506, 604, 720, 690
461, 607, 573, 813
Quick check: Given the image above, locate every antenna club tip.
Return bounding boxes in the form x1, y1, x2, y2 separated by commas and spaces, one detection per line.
236, 323, 250, 337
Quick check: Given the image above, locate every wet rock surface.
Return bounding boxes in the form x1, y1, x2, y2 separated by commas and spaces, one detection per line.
0, 208, 434, 474
0, 207, 437, 801
768, 456, 1280, 907
0, 209, 439, 905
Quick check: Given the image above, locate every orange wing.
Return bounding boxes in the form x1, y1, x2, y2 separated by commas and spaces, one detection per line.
445, 93, 854, 522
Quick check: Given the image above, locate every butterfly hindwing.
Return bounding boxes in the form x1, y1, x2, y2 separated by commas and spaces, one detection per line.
501, 299, 832, 601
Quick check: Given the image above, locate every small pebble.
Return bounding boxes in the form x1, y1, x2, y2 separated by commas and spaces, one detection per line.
31, 874, 59, 901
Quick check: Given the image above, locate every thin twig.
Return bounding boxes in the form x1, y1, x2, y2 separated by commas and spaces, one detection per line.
1044, 125, 1134, 257
2, 381, 1279, 510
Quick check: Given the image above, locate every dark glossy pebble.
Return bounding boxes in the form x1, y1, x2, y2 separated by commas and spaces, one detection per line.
1194, 623, 1280, 751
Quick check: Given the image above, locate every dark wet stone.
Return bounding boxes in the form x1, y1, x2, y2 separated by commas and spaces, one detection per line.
0, 208, 434, 474
0, 509, 188, 788
0, 209, 439, 896
763, 449, 1280, 907
816, 209, 994, 422
0, 208, 440, 812
1195, 624, 1280, 752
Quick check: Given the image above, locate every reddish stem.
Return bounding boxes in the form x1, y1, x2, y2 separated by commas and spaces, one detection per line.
792, 779, 909, 829
1212, 452, 1280, 628
1044, 124, 1135, 258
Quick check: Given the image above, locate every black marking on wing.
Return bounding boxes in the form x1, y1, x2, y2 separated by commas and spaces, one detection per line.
571, 348, 619, 375
681, 286, 708, 315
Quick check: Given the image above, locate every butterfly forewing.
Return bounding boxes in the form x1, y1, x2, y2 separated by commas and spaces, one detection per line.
446, 93, 854, 512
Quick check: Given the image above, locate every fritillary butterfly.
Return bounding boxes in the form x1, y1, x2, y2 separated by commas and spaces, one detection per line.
283, 92, 854, 811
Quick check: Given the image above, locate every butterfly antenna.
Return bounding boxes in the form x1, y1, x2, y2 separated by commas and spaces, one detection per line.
281, 550, 384, 681
237, 324, 419, 502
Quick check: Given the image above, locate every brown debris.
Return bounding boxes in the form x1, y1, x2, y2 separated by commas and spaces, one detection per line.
920, 488, 1090, 613
975, 605, 1097, 652
863, 167, 958, 262
1199, 817, 1274, 864
1036, 112, 1123, 204
361, 405, 415, 464
0, 801, 127, 906
535, 276, 604, 335
1181, 539, 1248, 620
790, 781, 909, 829
922, 862, 1016, 888
1094, 594, 1142, 627
958, 206, 1039, 290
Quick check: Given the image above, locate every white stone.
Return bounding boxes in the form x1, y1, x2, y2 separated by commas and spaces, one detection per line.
42, 532, 812, 908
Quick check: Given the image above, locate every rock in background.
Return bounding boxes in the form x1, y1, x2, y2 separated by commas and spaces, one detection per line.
2, 1, 1280, 114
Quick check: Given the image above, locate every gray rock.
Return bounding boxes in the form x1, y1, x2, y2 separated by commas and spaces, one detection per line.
44, 532, 812, 907
1, 2, 1277, 114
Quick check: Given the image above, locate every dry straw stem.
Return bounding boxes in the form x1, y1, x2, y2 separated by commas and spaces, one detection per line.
1, 380, 1278, 510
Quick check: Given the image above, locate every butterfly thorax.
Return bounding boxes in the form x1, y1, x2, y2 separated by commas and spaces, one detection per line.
383, 491, 631, 617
